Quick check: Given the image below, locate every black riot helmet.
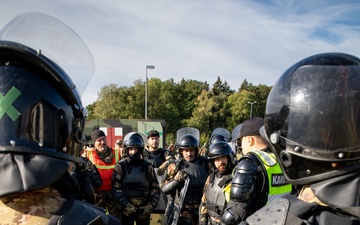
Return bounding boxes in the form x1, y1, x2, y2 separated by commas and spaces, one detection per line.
176, 134, 200, 157
210, 134, 227, 145
208, 141, 236, 172
0, 13, 94, 197
124, 132, 145, 162
263, 52, 360, 186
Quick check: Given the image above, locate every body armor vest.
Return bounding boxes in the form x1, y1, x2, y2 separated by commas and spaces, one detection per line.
122, 162, 150, 200
182, 156, 208, 205
206, 174, 231, 219
143, 148, 166, 168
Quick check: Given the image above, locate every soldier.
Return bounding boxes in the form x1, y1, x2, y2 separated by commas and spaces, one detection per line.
112, 132, 160, 225
221, 117, 292, 224
240, 52, 360, 224
143, 130, 174, 216
143, 130, 174, 169
199, 141, 237, 225
202, 128, 231, 157
82, 129, 122, 217
115, 139, 126, 159
0, 12, 120, 224
161, 128, 211, 225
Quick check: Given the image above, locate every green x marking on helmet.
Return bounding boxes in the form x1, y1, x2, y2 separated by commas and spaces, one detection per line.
0, 87, 21, 121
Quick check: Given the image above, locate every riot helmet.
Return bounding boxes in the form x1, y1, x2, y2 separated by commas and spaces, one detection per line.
208, 141, 236, 173
124, 132, 145, 162
209, 128, 231, 146
0, 13, 94, 197
210, 134, 228, 145
263, 52, 360, 185
175, 127, 200, 158
176, 134, 200, 157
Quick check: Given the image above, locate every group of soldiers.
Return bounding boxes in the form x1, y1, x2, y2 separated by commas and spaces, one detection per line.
0, 12, 359, 225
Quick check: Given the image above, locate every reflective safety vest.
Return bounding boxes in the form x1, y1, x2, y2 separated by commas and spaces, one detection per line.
251, 150, 292, 202
84, 148, 121, 191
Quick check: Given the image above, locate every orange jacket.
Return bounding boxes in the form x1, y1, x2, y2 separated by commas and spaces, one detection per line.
83, 147, 121, 191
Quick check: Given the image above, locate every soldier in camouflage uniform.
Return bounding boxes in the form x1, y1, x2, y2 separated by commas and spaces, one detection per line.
199, 142, 236, 225
112, 132, 160, 225
160, 133, 211, 225
0, 12, 120, 224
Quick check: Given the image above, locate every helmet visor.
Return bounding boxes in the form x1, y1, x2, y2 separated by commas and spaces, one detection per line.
287, 65, 360, 161
0, 12, 94, 98
176, 127, 200, 144
210, 128, 231, 143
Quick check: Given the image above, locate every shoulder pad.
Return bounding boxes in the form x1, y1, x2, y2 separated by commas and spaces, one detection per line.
245, 198, 289, 225
236, 157, 258, 174
250, 151, 277, 167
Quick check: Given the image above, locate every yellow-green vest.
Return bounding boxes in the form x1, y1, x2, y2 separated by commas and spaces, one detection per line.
251, 150, 292, 202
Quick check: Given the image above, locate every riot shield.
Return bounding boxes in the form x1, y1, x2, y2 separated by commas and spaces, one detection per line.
176, 127, 200, 144
172, 176, 190, 225
210, 127, 231, 143
162, 194, 174, 225
163, 176, 190, 225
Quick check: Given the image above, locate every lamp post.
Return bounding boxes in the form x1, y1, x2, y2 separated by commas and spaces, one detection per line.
145, 65, 155, 120
247, 101, 257, 118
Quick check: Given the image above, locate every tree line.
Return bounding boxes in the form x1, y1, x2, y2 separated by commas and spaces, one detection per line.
86, 76, 272, 144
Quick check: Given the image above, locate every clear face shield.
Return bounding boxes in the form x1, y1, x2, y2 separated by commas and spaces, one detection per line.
210, 128, 231, 143
176, 127, 200, 146
0, 12, 94, 102
284, 65, 360, 162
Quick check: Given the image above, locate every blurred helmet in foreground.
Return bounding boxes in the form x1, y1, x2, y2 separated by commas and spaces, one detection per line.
263, 52, 360, 185
0, 12, 94, 196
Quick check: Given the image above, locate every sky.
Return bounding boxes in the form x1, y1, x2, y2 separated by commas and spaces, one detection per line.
1, 0, 360, 107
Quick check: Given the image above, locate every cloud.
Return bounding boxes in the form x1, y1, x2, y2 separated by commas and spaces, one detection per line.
1, 0, 360, 107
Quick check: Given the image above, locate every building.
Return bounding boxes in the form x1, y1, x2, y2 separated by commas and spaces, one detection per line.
84, 119, 166, 148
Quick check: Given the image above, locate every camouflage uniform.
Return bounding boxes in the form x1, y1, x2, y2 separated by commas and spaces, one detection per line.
160, 157, 212, 225
0, 188, 64, 224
